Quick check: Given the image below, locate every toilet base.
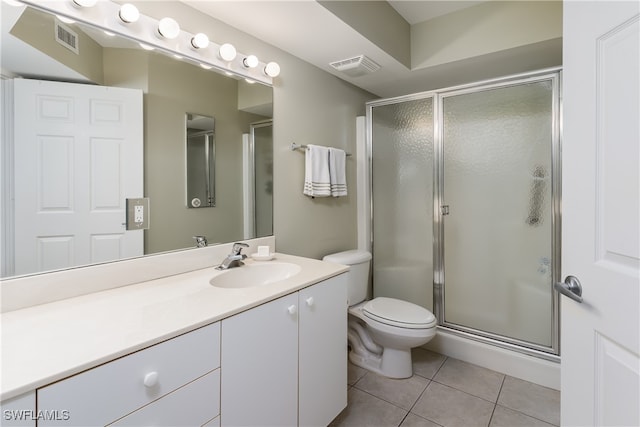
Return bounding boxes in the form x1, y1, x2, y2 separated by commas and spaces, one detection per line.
348, 346, 413, 379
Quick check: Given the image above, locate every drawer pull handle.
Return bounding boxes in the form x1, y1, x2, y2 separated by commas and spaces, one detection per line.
305, 297, 314, 307
143, 371, 159, 387
287, 305, 297, 315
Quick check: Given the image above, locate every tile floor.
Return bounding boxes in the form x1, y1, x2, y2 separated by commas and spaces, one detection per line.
330, 348, 560, 427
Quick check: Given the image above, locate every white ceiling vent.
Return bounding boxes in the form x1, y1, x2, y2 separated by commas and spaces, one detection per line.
330, 55, 380, 77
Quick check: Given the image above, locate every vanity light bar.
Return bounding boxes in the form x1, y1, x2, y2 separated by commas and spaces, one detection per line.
16, 0, 279, 85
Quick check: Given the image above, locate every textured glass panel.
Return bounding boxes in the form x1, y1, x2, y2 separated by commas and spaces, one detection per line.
442, 81, 554, 346
371, 98, 434, 310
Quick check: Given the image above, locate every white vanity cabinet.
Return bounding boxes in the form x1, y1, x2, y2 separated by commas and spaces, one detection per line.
221, 273, 348, 426
37, 322, 221, 426
0, 391, 36, 427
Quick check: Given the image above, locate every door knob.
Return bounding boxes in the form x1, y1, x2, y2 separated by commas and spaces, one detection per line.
287, 305, 297, 315
554, 275, 583, 303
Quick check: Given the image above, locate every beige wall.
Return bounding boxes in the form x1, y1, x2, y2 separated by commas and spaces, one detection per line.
130, 1, 375, 259
11, 7, 104, 83
411, 1, 562, 70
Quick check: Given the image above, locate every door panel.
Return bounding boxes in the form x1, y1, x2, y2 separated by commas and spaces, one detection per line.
562, 2, 639, 425
12, 79, 143, 275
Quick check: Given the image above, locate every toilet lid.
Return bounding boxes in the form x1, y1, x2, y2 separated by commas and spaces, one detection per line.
363, 297, 436, 329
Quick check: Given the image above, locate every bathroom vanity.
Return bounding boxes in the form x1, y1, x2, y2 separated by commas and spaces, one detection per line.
0, 252, 348, 426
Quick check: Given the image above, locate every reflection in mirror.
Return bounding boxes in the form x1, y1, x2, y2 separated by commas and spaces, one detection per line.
0, 3, 273, 279
251, 121, 274, 238
186, 113, 216, 209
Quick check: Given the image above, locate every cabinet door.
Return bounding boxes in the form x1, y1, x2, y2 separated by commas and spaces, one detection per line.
299, 274, 348, 427
221, 293, 298, 426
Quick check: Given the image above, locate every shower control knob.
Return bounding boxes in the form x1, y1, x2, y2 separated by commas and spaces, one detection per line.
287, 305, 297, 315
305, 297, 314, 307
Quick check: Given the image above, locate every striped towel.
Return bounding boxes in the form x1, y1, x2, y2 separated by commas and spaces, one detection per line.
329, 147, 347, 197
303, 144, 331, 197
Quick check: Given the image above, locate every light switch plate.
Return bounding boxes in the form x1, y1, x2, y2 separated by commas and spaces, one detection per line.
126, 198, 150, 230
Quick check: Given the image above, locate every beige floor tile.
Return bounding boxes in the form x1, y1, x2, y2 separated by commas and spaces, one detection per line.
433, 358, 505, 402
355, 372, 430, 410
400, 413, 443, 427
348, 361, 368, 385
412, 382, 494, 427
330, 387, 408, 427
497, 376, 560, 426
490, 405, 556, 427
412, 348, 447, 379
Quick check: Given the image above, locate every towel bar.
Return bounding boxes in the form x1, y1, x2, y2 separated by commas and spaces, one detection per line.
290, 142, 352, 156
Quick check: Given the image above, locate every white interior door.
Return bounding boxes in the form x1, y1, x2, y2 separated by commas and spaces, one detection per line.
562, 2, 639, 426
12, 79, 143, 276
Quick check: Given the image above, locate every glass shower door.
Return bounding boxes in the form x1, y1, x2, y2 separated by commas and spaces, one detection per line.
370, 97, 434, 309
440, 79, 557, 349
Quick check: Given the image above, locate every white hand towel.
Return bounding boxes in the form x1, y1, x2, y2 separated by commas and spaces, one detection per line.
303, 144, 331, 197
329, 147, 347, 197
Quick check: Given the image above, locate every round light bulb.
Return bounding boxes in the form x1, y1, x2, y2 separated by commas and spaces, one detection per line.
191, 33, 209, 49
56, 15, 75, 24
119, 4, 139, 23
218, 43, 237, 62
157, 17, 180, 39
73, 0, 97, 7
243, 55, 259, 68
264, 62, 280, 77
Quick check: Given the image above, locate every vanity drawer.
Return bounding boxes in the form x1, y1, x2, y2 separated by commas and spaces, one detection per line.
109, 369, 220, 426
37, 322, 220, 426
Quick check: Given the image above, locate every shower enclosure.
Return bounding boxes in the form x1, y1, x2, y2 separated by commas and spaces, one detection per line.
367, 69, 561, 357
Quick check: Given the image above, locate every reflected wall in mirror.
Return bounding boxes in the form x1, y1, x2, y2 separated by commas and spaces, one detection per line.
0, 3, 274, 279
186, 113, 216, 209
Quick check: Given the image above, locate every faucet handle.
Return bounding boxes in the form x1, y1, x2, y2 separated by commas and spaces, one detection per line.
232, 242, 249, 255
193, 235, 208, 248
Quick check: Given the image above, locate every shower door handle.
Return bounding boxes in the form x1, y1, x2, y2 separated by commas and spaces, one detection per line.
554, 275, 583, 303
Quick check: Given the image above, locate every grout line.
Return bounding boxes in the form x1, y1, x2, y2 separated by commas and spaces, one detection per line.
487, 376, 507, 426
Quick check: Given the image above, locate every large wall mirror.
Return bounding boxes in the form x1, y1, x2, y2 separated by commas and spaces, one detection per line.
0, 2, 274, 279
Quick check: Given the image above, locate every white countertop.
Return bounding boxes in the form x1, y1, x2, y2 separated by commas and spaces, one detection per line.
0, 253, 348, 400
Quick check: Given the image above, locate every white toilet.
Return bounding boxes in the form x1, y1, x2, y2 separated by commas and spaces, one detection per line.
323, 250, 437, 379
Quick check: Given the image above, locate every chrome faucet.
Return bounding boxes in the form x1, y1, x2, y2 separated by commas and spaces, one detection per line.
216, 242, 249, 270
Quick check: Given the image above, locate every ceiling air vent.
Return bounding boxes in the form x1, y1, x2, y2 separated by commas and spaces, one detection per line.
330, 55, 380, 77
55, 20, 79, 55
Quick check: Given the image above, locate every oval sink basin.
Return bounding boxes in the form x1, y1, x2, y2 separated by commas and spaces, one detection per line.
209, 262, 302, 289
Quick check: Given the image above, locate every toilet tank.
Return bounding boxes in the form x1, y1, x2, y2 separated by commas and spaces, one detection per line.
322, 250, 372, 306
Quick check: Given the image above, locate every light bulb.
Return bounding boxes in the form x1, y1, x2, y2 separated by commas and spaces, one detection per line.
157, 17, 180, 39
72, 0, 97, 7
191, 33, 209, 49
264, 62, 280, 77
243, 55, 259, 68
218, 43, 236, 62
119, 4, 139, 23
56, 15, 75, 24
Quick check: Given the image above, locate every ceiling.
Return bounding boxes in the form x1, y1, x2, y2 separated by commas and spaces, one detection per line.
182, 0, 494, 97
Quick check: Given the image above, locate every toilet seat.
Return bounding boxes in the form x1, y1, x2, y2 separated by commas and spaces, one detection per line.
363, 297, 436, 329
